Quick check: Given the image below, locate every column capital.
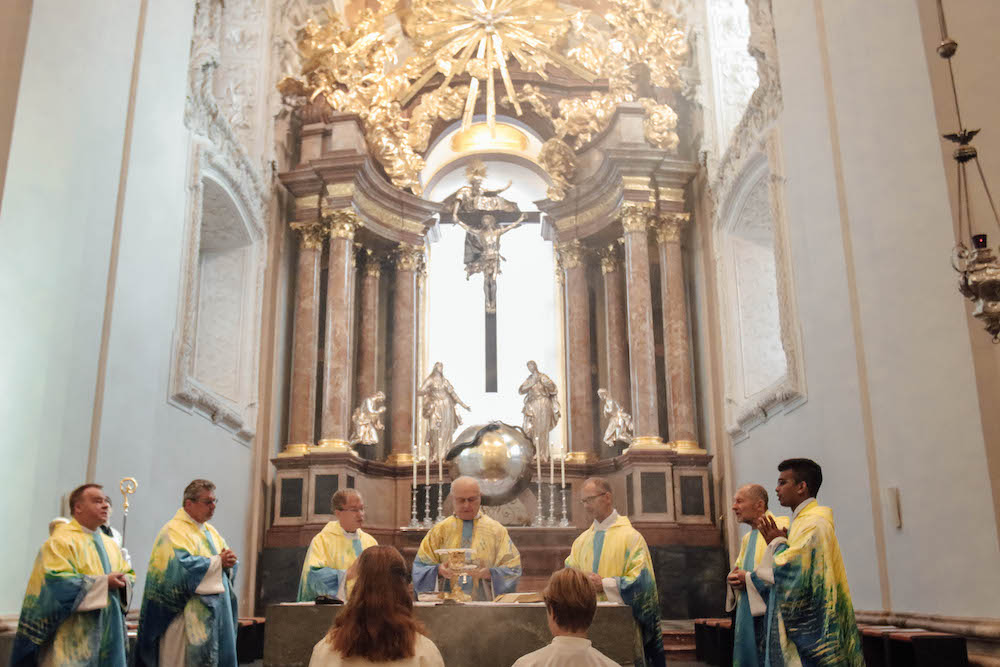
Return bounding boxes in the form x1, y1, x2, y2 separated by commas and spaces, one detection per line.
619, 202, 656, 234
360, 248, 383, 279
556, 239, 585, 270
655, 212, 691, 244
290, 220, 328, 250
394, 243, 425, 273
598, 243, 623, 274
323, 208, 361, 240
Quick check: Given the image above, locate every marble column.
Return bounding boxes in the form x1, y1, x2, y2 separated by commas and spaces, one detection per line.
599, 244, 630, 413
281, 221, 327, 456
388, 243, 423, 464
317, 210, 359, 451
356, 250, 381, 404
557, 241, 597, 460
656, 213, 703, 452
620, 203, 664, 448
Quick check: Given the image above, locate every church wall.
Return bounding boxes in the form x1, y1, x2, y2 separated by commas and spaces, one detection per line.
0, 1, 143, 615
724, 0, 1000, 618
915, 0, 1000, 551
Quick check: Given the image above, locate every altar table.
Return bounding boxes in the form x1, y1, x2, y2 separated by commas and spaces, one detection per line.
263, 601, 642, 666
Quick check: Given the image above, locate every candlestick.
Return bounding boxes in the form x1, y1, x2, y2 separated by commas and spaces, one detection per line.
412, 444, 417, 488
436, 480, 445, 522
438, 453, 443, 483
547, 483, 556, 526
425, 448, 430, 487
409, 485, 420, 527
560, 453, 565, 488
559, 487, 569, 527
549, 456, 554, 486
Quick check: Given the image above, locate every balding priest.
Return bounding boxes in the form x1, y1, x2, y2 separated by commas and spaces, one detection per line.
412, 476, 522, 600
565, 477, 665, 667
725, 483, 790, 667
135, 479, 239, 666
11, 483, 133, 666
297, 489, 377, 601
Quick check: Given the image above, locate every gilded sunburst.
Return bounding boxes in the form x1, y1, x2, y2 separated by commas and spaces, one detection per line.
400, 0, 595, 132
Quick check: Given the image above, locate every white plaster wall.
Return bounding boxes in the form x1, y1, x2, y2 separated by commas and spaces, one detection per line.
91, 0, 256, 607
0, 0, 139, 614
727, 0, 1000, 617
0, 0, 260, 613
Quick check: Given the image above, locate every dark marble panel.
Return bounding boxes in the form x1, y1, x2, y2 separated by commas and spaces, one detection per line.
346, 474, 355, 489
626, 472, 635, 516
264, 602, 641, 667
679, 475, 705, 516
313, 474, 339, 516
650, 545, 728, 620
279, 478, 303, 518
258, 546, 309, 608
641, 472, 668, 514
416, 483, 451, 520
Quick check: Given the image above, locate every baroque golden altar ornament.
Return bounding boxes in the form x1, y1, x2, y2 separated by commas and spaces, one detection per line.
277, 0, 689, 198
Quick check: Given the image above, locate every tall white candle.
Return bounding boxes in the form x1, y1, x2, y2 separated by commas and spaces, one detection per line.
536, 451, 542, 498
412, 445, 417, 488
560, 453, 565, 488
425, 448, 430, 487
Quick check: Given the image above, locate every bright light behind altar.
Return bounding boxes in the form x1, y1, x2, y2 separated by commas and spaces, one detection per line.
424, 161, 562, 455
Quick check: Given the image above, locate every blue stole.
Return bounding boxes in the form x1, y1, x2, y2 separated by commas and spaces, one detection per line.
92, 531, 127, 664
592, 529, 606, 573
733, 530, 759, 666
202, 529, 238, 666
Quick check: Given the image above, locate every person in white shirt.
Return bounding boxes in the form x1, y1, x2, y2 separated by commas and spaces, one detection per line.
309, 545, 444, 667
513, 568, 619, 667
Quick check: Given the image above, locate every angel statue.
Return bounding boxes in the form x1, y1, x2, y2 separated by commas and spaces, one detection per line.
598, 388, 633, 447
350, 391, 386, 452
418, 362, 471, 461
519, 360, 560, 461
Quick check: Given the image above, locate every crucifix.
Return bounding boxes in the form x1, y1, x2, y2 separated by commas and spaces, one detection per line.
445, 161, 525, 392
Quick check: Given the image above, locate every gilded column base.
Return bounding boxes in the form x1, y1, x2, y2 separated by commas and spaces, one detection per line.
312, 438, 354, 454
386, 451, 416, 466
278, 443, 311, 457
626, 435, 669, 451
565, 451, 598, 464
671, 439, 706, 454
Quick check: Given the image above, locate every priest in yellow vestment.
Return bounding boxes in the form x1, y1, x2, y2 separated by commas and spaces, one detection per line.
754, 459, 863, 666
12, 484, 133, 666
297, 489, 378, 601
565, 477, 664, 667
725, 483, 790, 667
413, 477, 522, 600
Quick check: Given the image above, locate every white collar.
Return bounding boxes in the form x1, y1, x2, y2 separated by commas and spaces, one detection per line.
792, 498, 815, 520
593, 510, 619, 531
551, 636, 593, 649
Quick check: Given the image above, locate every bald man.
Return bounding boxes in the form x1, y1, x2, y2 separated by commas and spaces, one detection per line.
412, 477, 522, 600
725, 484, 789, 667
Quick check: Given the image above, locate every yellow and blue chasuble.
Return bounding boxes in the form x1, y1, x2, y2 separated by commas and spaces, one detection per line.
296, 521, 377, 601
11, 519, 134, 666
412, 512, 521, 600
565, 514, 664, 667
728, 511, 789, 667
758, 501, 863, 666
134, 508, 238, 667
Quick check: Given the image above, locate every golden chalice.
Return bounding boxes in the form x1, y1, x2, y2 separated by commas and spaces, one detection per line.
434, 548, 477, 602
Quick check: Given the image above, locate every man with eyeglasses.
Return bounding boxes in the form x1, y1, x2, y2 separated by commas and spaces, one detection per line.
565, 477, 665, 667
297, 489, 378, 601
135, 479, 239, 666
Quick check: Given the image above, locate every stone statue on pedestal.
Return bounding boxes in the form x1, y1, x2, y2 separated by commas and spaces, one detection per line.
519, 360, 560, 461
419, 362, 471, 461
350, 391, 386, 447
598, 388, 633, 447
